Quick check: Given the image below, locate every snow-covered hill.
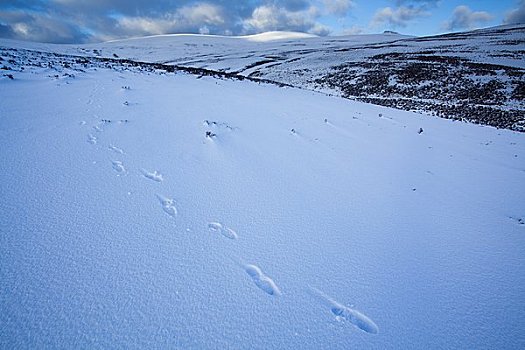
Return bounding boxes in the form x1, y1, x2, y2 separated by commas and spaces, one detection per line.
4, 26, 523, 130
1, 32, 525, 349
5, 25, 521, 131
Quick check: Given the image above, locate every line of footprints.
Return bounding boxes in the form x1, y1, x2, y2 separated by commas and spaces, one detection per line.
82, 93, 378, 335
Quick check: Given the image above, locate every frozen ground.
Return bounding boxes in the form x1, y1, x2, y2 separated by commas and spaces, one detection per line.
1, 36, 525, 349
5, 24, 523, 130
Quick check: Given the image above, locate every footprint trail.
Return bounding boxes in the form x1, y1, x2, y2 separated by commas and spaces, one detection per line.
109, 144, 124, 154
88, 134, 97, 144
309, 287, 378, 334
142, 169, 164, 182
156, 194, 178, 217
112, 160, 125, 174
245, 264, 281, 296
208, 222, 238, 239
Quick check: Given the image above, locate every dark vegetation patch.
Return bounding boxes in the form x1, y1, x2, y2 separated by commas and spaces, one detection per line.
0, 46, 294, 89
242, 59, 277, 70
315, 52, 525, 131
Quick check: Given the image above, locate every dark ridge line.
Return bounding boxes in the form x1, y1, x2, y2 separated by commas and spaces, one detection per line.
0, 46, 295, 88
172, 63, 293, 87
90, 55, 294, 87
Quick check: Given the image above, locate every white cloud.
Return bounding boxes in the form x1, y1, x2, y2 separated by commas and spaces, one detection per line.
12, 22, 30, 36
115, 3, 227, 37
2, 0, 346, 42
244, 6, 282, 31
323, 0, 354, 16
0, 0, 456, 43
116, 17, 171, 36
0, 1, 235, 42
177, 3, 225, 26
442, 5, 493, 31
243, 4, 329, 36
371, 6, 428, 28
309, 23, 331, 36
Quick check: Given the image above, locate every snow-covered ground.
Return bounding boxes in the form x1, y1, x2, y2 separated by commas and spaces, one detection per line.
4, 24, 523, 130
1, 36, 525, 349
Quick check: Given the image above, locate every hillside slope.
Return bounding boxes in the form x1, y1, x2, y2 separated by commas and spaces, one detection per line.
1, 42, 525, 349
4, 26, 523, 130
28, 25, 524, 131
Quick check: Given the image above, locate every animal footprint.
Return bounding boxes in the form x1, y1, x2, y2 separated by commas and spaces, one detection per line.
142, 169, 163, 182
208, 222, 238, 239
88, 134, 97, 144
156, 194, 178, 217
203, 120, 234, 131
509, 216, 524, 226
112, 161, 125, 174
109, 145, 124, 154
245, 264, 280, 296
310, 287, 378, 334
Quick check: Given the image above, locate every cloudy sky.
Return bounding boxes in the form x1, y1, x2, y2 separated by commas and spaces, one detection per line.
0, 0, 524, 43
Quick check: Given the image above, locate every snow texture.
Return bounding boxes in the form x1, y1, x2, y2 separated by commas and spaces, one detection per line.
1, 32, 525, 349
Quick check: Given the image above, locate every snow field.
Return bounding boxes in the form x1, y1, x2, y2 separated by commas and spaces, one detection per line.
1, 63, 524, 349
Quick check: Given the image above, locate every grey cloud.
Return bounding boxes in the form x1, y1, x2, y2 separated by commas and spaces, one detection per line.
369, 0, 436, 29
0, 22, 15, 38
504, 0, 525, 24
49, 0, 188, 17
0, 10, 89, 43
111, 3, 233, 39
371, 6, 428, 28
242, 4, 330, 35
324, 0, 354, 16
0, 0, 340, 43
442, 5, 493, 31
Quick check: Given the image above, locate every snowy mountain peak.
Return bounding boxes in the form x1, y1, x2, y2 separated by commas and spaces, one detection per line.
103, 31, 317, 44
